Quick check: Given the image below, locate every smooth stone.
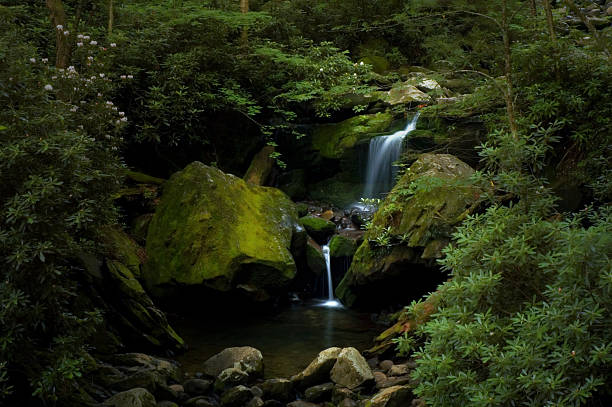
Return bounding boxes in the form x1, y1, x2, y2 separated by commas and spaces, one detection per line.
388, 364, 411, 377
157, 401, 178, 407
102, 388, 157, 407
378, 360, 393, 372
221, 385, 253, 407
247, 397, 265, 407
304, 382, 334, 402
369, 385, 413, 407
261, 378, 294, 402
332, 387, 357, 404
184, 379, 213, 395
185, 396, 218, 407
168, 384, 184, 393
330, 348, 374, 389
339, 399, 358, 407
250, 386, 263, 398
203, 347, 264, 380
217, 366, 250, 386
287, 401, 319, 407
291, 347, 342, 389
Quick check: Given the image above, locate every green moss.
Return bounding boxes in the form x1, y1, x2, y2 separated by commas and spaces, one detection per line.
312, 112, 394, 159
100, 226, 143, 278
329, 235, 357, 259
143, 162, 298, 297
125, 170, 166, 185
299, 216, 336, 243
337, 154, 481, 307
306, 240, 326, 276
296, 202, 310, 218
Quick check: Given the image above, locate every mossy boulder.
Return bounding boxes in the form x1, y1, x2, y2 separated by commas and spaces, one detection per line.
329, 235, 357, 259
312, 112, 394, 159
143, 162, 299, 299
306, 239, 327, 276
380, 82, 431, 106
299, 216, 336, 245
336, 154, 481, 309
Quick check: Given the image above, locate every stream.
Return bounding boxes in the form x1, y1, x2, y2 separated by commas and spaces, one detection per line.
172, 300, 381, 378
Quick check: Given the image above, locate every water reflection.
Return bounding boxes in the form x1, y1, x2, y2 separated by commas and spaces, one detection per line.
172, 300, 380, 378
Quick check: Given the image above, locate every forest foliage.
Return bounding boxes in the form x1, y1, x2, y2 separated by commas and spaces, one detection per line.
0, 0, 610, 405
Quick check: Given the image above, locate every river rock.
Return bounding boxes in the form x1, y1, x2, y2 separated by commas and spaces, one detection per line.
108, 354, 181, 394
143, 162, 299, 299
291, 347, 342, 389
299, 216, 336, 244
304, 382, 334, 402
221, 385, 253, 407
330, 347, 374, 389
184, 396, 217, 407
382, 82, 431, 106
336, 154, 481, 309
184, 379, 212, 396
332, 386, 358, 404
306, 238, 327, 276
203, 347, 264, 381
247, 397, 264, 407
329, 235, 357, 259
388, 364, 411, 376
368, 385, 413, 407
261, 378, 294, 402
102, 388, 156, 407
157, 401, 179, 407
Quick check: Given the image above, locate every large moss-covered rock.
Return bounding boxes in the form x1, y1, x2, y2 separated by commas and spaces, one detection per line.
329, 235, 357, 259
143, 162, 298, 298
312, 112, 394, 159
336, 154, 481, 308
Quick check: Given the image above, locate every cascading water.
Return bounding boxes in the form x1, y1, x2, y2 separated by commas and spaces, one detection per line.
321, 245, 341, 307
363, 112, 420, 198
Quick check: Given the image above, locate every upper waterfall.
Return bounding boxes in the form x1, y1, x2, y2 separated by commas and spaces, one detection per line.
363, 112, 420, 199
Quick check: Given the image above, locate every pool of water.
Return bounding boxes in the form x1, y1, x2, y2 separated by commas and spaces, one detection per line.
172, 300, 382, 378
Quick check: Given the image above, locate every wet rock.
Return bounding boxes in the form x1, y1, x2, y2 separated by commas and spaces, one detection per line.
291, 347, 342, 389
250, 386, 264, 398
203, 347, 264, 381
329, 235, 357, 259
143, 162, 299, 299
368, 385, 413, 407
332, 386, 358, 404
221, 385, 253, 407
262, 400, 284, 407
379, 360, 393, 372
185, 396, 218, 407
366, 357, 379, 370
299, 216, 336, 245
306, 239, 327, 276
388, 364, 411, 377
102, 388, 156, 407
217, 366, 250, 387
261, 378, 294, 402
304, 382, 334, 402
373, 372, 412, 389
337, 154, 481, 309
184, 379, 212, 396
247, 397, 265, 407
168, 384, 184, 393
330, 348, 374, 389
339, 399, 358, 407
157, 401, 179, 407
382, 82, 431, 106
108, 354, 181, 394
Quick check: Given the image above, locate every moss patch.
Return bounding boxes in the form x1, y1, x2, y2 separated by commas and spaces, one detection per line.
143, 162, 298, 297
312, 112, 394, 159
329, 235, 357, 259
299, 216, 336, 244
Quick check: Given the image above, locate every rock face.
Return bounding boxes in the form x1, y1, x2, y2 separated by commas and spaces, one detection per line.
143, 162, 299, 298
381, 82, 431, 106
202, 347, 264, 381
312, 112, 394, 159
89, 227, 185, 351
102, 388, 157, 407
337, 154, 480, 308
330, 347, 374, 389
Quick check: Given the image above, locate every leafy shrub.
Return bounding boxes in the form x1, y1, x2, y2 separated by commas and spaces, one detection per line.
0, 10, 123, 403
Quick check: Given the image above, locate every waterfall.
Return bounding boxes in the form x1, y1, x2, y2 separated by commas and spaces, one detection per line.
363, 112, 420, 198
321, 245, 340, 307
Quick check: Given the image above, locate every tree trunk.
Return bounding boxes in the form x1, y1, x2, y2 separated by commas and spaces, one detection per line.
240, 0, 249, 47
544, 0, 556, 42
502, 0, 518, 138
46, 0, 71, 69
108, 0, 114, 34
528, 0, 537, 17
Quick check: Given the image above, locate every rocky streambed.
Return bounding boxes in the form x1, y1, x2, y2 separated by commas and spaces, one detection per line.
98, 345, 421, 407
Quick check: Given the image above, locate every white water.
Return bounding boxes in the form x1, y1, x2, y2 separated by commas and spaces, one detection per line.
363, 112, 420, 198
321, 245, 341, 307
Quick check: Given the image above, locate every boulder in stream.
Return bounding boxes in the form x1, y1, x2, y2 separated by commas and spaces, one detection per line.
291, 347, 342, 390
143, 162, 299, 299
336, 154, 481, 309
101, 388, 157, 407
330, 347, 374, 390
202, 346, 264, 381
